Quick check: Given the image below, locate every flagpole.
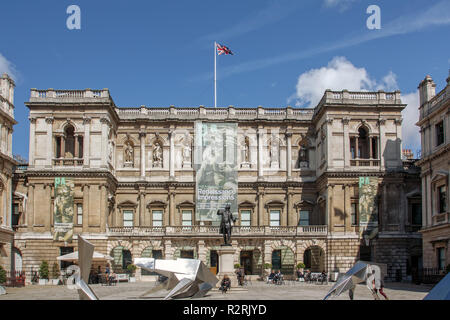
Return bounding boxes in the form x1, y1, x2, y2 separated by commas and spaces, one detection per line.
214, 41, 217, 108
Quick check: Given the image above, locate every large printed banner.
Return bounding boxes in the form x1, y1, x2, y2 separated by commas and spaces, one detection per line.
359, 176, 379, 227
194, 122, 238, 222
53, 177, 74, 242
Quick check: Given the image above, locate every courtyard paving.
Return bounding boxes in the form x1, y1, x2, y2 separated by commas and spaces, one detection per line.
0, 280, 431, 300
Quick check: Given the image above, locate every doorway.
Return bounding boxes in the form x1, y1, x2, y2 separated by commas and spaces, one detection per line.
180, 250, 194, 259
240, 251, 253, 275
272, 250, 281, 271
210, 250, 218, 274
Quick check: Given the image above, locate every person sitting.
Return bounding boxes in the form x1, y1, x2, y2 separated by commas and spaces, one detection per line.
267, 270, 275, 284
275, 270, 283, 285
304, 269, 311, 283
319, 271, 327, 284
108, 271, 117, 286
219, 275, 231, 293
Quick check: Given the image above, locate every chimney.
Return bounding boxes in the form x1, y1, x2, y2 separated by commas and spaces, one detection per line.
418, 75, 436, 106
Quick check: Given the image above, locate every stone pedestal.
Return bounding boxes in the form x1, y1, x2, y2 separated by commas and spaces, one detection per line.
216, 245, 238, 288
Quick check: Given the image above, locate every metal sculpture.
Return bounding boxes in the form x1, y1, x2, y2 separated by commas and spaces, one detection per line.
423, 272, 450, 300
76, 235, 99, 300
134, 257, 218, 300
217, 204, 236, 245
323, 261, 386, 300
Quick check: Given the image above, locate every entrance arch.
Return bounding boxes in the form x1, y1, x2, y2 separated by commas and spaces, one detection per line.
303, 246, 325, 272
271, 246, 295, 275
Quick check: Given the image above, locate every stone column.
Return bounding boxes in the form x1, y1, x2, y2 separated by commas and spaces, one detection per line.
61, 136, 66, 158
100, 118, 109, 168
139, 190, 145, 227
198, 240, 206, 264
45, 117, 53, 167
355, 136, 359, 159
0, 123, 3, 153
29, 117, 36, 166
382, 183, 388, 230
369, 136, 373, 159
343, 117, 350, 168
168, 190, 175, 226
8, 128, 12, 156
327, 184, 333, 232
344, 184, 351, 232
74, 134, 79, 159
257, 127, 263, 179
83, 117, 91, 167
139, 131, 146, 178
326, 118, 333, 168
399, 183, 406, 232
169, 129, 175, 179
287, 189, 294, 226
100, 184, 107, 232
378, 118, 386, 168
82, 184, 89, 232
258, 189, 264, 226
395, 119, 403, 166
285, 131, 292, 181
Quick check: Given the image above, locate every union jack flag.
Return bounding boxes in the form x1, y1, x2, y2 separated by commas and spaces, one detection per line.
216, 43, 233, 55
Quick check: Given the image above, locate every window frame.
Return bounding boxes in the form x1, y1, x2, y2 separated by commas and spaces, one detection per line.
351, 200, 359, 226
239, 209, 252, 227
269, 209, 281, 227
181, 209, 193, 227
436, 121, 444, 147
123, 209, 134, 227
298, 210, 310, 226
76, 203, 83, 226
152, 209, 163, 227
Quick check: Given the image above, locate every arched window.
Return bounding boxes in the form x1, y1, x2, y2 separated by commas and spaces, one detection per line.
350, 126, 378, 163
65, 125, 75, 158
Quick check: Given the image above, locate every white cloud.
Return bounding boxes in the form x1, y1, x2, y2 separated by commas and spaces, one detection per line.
0, 53, 17, 80
323, 0, 357, 12
290, 56, 380, 107
401, 91, 421, 152
289, 56, 421, 151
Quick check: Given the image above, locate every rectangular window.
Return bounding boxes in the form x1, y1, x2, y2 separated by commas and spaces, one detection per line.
351, 203, 358, 225
152, 210, 163, 227
269, 210, 280, 227
240, 210, 251, 226
298, 210, 310, 226
438, 185, 447, 213
12, 203, 20, 226
411, 203, 422, 225
123, 210, 134, 227
437, 248, 446, 270
182, 210, 192, 226
436, 121, 444, 146
76, 204, 83, 225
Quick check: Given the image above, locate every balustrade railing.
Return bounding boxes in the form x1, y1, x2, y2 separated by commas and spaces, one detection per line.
53, 158, 84, 166
106, 225, 327, 236
350, 159, 380, 167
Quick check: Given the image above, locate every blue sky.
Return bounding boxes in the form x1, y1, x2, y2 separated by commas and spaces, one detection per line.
1, 0, 449, 160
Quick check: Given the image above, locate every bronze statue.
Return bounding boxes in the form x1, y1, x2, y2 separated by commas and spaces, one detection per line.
217, 204, 237, 245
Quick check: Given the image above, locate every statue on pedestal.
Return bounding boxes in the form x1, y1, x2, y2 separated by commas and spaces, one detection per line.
217, 204, 237, 245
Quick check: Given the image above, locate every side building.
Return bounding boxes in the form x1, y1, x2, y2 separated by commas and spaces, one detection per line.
12, 87, 421, 283
416, 73, 450, 275
0, 73, 18, 274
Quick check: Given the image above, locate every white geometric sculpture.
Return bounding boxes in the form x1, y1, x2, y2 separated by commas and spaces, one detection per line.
76, 236, 99, 300
135, 257, 218, 300
323, 261, 386, 300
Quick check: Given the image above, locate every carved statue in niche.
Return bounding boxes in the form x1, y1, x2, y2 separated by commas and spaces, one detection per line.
153, 141, 163, 167
181, 132, 192, 167
108, 140, 113, 162
270, 137, 279, 167
243, 136, 250, 162
124, 141, 134, 166
297, 136, 309, 168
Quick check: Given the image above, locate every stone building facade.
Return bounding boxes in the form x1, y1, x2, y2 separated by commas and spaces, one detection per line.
416, 73, 450, 272
0, 73, 18, 274
12, 87, 422, 283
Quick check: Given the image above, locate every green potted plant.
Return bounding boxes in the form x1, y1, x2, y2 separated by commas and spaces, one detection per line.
39, 261, 49, 285
51, 262, 61, 285
234, 263, 241, 269
296, 262, 306, 272
127, 264, 137, 282
0, 265, 6, 285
